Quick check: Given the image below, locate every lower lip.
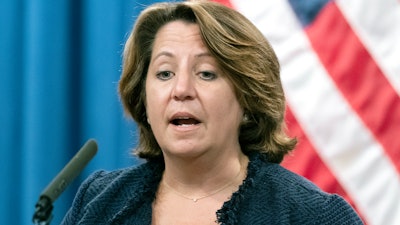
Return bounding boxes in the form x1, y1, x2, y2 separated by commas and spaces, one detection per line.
169, 123, 201, 132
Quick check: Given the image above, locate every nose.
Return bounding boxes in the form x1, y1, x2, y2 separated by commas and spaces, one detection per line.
172, 71, 196, 101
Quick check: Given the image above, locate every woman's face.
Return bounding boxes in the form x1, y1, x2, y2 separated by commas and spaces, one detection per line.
145, 20, 243, 159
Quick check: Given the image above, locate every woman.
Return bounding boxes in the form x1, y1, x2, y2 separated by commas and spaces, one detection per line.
61, 1, 363, 224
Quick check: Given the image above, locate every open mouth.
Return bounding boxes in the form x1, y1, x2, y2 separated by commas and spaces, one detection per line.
170, 117, 200, 126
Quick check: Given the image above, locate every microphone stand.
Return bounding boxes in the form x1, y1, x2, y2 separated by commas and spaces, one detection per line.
31, 139, 98, 225
32, 196, 53, 225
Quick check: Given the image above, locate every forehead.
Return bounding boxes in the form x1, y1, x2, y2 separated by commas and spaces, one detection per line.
152, 20, 207, 53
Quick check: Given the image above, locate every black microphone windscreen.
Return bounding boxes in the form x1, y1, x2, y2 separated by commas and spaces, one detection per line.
40, 139, 98, 202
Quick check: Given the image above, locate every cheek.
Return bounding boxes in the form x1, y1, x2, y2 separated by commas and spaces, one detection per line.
145, 83, 156, 120
211, 89, 243, 123
145, 84, 169, 121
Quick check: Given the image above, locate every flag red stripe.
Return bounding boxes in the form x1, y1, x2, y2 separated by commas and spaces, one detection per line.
282, 108, 361, 212
305, 2, 400, 173
213, 0, 233, 8
223, 0, 353, 200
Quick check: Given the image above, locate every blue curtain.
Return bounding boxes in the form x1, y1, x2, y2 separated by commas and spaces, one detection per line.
0, 0, 165, 224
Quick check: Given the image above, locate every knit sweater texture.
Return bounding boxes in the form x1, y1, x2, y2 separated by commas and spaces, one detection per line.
61, 152, 363, 224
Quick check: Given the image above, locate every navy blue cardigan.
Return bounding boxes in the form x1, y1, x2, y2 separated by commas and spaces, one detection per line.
61, 153, 363, 224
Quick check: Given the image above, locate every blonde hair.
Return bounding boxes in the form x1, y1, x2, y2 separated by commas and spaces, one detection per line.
119, 1, 296, 163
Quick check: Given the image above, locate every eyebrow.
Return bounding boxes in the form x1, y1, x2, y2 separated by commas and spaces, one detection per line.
195, 52, 212, 59
152, 51, 174, 61
152, 51, 212, 62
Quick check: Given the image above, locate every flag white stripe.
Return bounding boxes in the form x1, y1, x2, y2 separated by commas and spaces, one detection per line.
231, 0, 400, 224
336, 0, 400, 95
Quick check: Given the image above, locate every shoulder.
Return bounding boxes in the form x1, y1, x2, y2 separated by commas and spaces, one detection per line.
242, 153, 363, 224
247, 152, 325, 195
83, 161, 158, 195
61, 160, 163, 224
81, 161, 154, 198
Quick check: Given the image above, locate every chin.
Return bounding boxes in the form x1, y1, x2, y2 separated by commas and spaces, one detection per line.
163, 146, 205, 159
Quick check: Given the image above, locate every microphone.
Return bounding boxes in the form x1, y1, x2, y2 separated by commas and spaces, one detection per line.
32, 139, 98, 225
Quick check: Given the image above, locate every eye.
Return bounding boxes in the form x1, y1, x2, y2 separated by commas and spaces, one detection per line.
156, 71, 174, 80
199, 71, 217, 80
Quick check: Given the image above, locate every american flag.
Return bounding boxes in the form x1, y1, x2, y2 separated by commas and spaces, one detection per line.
214, 0, 400, 224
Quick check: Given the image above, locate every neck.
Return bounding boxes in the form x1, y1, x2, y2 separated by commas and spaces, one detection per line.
161, 150, 249, 198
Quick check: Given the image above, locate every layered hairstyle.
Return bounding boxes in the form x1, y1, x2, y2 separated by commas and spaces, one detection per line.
119, 0, 297, 163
